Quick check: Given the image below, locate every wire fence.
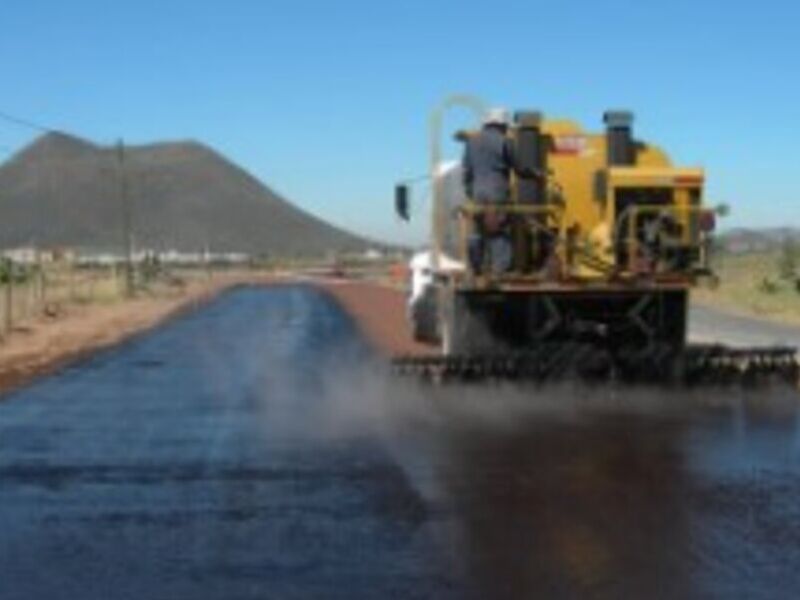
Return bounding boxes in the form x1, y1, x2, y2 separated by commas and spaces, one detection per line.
0, 255, 259, 341
0, 262, 127, 339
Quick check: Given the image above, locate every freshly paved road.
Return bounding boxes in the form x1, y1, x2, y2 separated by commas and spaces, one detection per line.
1, 285, 799, 599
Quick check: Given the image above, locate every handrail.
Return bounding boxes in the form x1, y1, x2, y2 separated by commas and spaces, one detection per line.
457, 202, 564, 218
428, 96, 487, 273
618, 204, 710, 272
624, 203, 704, 242
453, 202, 565, 276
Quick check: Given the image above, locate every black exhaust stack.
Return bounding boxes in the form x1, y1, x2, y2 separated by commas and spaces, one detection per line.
512, 111, 546, 204
511, 111, 547, 273
603, 110, 635, 166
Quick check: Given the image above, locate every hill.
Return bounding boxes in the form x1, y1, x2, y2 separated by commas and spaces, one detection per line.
718, 227, 800, 254
0, 132, 374, 256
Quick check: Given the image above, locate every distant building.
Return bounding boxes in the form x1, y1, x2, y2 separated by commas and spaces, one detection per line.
1, 246, 75, 264
362, 248, 384, 261
75, 248, 251, 267
1, 247, 38, 264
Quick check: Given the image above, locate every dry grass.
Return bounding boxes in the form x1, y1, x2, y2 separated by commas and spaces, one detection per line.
0, 266, 222, 336
693, 251, 800, 324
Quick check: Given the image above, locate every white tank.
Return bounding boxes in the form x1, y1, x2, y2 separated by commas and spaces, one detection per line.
436, 160, 467, 259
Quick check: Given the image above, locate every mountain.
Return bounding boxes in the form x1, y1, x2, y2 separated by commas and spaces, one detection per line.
718, 227, 800, 254
0, 132, 375, 256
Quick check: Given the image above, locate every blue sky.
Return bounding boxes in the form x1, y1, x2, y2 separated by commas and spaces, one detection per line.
1, 0, 798, 244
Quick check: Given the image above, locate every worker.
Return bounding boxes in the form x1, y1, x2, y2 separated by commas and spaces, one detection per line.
462, 107, 514, 275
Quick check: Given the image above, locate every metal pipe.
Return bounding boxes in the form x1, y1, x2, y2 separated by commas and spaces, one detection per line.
428, 95, 487, 272
603, 111, 635, 166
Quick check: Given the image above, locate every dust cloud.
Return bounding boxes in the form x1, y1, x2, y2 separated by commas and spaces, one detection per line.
261, 338, 800, 444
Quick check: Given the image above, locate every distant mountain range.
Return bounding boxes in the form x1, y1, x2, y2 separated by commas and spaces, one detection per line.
0, 132, 375, 256
718, 227, 800, 253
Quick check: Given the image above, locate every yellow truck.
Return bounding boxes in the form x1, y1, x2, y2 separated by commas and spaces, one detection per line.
394, 99, 797, 385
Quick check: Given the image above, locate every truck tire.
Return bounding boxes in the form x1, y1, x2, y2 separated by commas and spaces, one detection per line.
440, 290, 456, 356
410, 286, 439, 343
441, 291, 501, 356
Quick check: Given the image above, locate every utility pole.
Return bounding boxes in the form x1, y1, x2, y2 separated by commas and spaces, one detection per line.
204, 241, 212, 280
4, 259, 13, 335
117, 139, 134, 298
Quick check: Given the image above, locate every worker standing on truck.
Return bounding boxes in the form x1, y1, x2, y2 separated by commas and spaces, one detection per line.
462, 107, 514, 275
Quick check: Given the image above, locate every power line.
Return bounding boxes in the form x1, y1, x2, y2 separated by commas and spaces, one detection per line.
0, 109, 139, 278
117, 138, 135, 298
0, 109, 54, 133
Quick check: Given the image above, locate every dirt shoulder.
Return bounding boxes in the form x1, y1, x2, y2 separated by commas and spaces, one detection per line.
315, 279, 438, 358
0, 272, 281, 396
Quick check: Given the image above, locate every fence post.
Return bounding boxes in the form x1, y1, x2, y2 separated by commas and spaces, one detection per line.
35, 252, 45, 312
5, 261, 13, 334
2, 282, 9, 339
41, 264, 47, 309
18, 275, 26, 322
68, 262, 76, 302
27, 272, 34, 320
0, 284, 5, 340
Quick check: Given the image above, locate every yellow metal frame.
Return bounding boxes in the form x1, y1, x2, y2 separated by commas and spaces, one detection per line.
455, 202, 564, 266
607, 166, 705, 189
623, 204, 711, 271
445, 114, 711, 288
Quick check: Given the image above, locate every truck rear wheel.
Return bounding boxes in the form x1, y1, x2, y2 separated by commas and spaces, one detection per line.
441, 291, 505, 356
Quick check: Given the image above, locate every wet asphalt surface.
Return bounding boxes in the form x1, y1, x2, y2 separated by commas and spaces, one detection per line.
2, 285, 800, 599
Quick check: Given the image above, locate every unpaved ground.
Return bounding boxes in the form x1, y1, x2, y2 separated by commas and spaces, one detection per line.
692, 251, 800, 327
318, 279, 436, 356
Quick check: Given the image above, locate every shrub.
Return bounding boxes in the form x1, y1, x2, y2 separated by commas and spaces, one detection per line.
758, 277, 779, 294
0, 260, 32, 285
778, 239, 799, 281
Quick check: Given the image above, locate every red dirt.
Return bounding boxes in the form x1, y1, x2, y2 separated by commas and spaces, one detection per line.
317, 279, 438, 357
